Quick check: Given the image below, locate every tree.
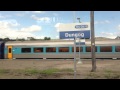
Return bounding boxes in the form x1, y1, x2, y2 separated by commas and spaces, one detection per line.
16, 37, 25, 41
115, 36, 120, 39
47, 37, 51, 40
44, 37, 51, 40
44, 37, 48, 40
4, 37, 10, 41
30, 37, 36, 40
20, 38, 25, 41
0, 38, 3, 41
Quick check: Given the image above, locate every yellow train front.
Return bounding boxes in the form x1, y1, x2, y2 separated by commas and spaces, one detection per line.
1, 39, 120, 59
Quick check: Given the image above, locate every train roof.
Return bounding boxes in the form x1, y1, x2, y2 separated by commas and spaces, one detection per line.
4, 39, 120, 46
0, 41, 4, 45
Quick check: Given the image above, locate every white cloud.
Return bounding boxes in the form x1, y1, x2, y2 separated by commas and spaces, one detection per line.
56, 35, 59, 39
95, 20, 110, 24
105, 20, 110, 23
95, 21, 98, 24
0, 14, 12, 19
0, 19, 20, 29
32, 11, 45, 14
117, 24, 120, 30
116, 25, 120, 36
16, 13, 25, 17
35, 36, 45, 39
0, 20, 42, 39
100, 32, 116, 39
0, 14, 5, 19
55, 23, 61, 28
25, 11, 30, 13
54, 23, 63, 32
15, 11, 31, 17
53, 13, 59, 16
20, 25, 42, 32
31, 15, 51, 23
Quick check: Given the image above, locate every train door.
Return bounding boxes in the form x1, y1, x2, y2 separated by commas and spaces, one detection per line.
0, 43, 1, 59
0, 42, 5, 59
7, 46, 12, 59
1, 43, 5, 59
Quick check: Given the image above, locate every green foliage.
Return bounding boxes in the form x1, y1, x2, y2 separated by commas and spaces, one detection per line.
30, 37, 36, 40
23, 68, 72, 75
23, 68, 59, 75
40, 68, 59, 75
104, 70, 120, 79
4, 37, 10, 41
59, 68, 73, 72
24, 69, 40, 75
44, 37, 51, 40
0, 69, 10, 74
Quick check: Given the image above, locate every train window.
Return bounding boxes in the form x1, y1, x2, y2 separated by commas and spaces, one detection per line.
21, 48, 31, 53
86, 47, 91, 52
34, 48, 43, 53
1, 44, 4, 48
46, 47, 56, 52
100, 46, 112, 52
59, 47, 69, 52
86, 46, 97, 52
72, 47, 83, 52
9, 48, 11, 53
115, 46, 120, 52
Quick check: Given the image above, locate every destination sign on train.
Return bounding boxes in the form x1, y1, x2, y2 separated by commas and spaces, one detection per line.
59, 30, 90, 39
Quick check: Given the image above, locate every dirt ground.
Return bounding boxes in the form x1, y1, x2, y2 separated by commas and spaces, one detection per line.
0, 59, 120, 79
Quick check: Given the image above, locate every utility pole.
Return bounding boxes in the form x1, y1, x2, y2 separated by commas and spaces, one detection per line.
90, 11, 96, 72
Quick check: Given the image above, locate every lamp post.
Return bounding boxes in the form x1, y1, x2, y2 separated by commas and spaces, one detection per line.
77, 18, 81, 23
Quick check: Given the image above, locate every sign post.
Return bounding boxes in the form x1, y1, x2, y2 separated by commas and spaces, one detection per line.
78, 38, 82, 64
58, 22, 90, 79
74, 37, 76, 79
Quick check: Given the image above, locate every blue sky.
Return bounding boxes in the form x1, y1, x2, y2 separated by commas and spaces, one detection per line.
0, 11, 120, 39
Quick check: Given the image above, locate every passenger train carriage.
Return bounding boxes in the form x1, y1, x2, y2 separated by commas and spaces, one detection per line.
0, 39, 120, 59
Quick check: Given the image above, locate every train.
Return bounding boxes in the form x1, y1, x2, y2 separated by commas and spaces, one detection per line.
0, 39, 120, 60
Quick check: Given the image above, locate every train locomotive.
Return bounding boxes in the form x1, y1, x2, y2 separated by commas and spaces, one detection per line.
0, 39, 120, 59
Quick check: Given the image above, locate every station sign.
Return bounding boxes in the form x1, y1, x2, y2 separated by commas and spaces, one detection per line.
59, 30, 90, 39
58, 22, 90, 39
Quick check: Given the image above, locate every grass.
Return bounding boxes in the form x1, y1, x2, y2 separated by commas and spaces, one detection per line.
85, 70, 120, 79
24, 69, 40, 75
0, 69, 10, 74
0, 68, 73, 75
104, 70, 120, 79
0, 68, 73, 79
37, 68, 73, 79
23, 68, 73, 75
23, 68, 60, 75
1, 68, 120, 79
86, 72, 100, 79
59, 68, 74, 72
40, 68, 59, 75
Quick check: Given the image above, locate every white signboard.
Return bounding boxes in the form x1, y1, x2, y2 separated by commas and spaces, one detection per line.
58, 22, 90, 32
